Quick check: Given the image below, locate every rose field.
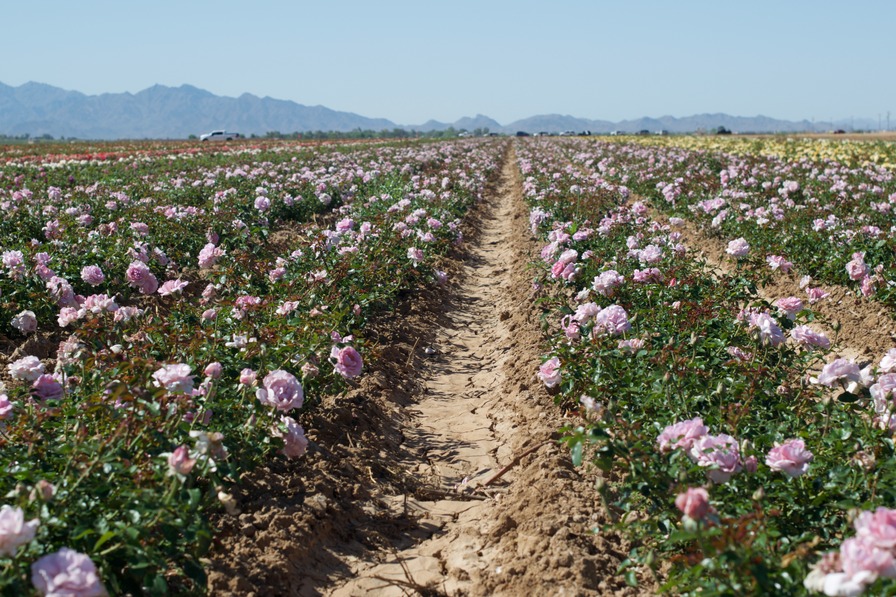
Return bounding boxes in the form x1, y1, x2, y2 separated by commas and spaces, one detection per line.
1, 135, 896, 596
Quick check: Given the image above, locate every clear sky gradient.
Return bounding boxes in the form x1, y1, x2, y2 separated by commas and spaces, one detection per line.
3, 1, 894, 125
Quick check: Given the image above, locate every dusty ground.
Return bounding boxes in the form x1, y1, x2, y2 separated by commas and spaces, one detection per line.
207, 146, 642, 596
664, 215, 896, 364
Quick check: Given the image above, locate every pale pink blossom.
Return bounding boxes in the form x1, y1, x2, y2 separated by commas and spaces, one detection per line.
689, 433, 743, 483
657, 417, 709, 453
790, 326, 831, 350
31, 548, 107, 597
204, 362, 223, 379
235, 371, 256, 389
0, 505, 39, 556
726, 238, 750, 257
9, 356, 45, 382
200, 308, 217, 321
0, 394, 13, 420
167, 445, 196, 477
766, 255, 793, 272
152, 363, 195, 395
748, 312, 784, 347
879, 349, 896, 374
675, 487, 711, 521
765, 438, 813, 477
256, 370, 304, 411
272, 415, 309, 458
331, 345, 363, 378
125, 261, 158, 294
11, 310, 37, 334
593, 305, 631, 336
846, 252, 870, 281
158, 279, 188, 296
80, 265, 105, 286
592, 270, 624, 297
33, 374, 64, 402
537, 356, 561, 388
855, 507, 896, 550
816, 358, 862, 388
806, 287, 830, 303
572, 302, 601, 324
197, 243, 225, 269
407, 247, 424, 265
774, 297, 804, 320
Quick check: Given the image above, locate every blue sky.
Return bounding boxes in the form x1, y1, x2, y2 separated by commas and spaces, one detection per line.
2, 1, 894, 125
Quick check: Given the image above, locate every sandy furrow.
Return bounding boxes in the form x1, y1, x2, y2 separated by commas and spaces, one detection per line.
320, 146, 638, 596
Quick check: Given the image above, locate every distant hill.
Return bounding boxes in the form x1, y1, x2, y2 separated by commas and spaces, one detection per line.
0, 81, 872, 140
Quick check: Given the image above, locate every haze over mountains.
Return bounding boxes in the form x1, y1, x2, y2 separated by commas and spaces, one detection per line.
0, 82, 873, 140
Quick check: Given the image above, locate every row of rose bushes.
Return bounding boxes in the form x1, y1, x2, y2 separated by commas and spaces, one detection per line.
517, 138, 896, 595
545, 136, 896, 310
0, 138, 504, 595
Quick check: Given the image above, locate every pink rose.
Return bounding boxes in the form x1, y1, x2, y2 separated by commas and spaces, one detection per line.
239, 368, 257, 386
657, 417, 709, 453
846, 253, 870, 281
0, 505, 39, 557
689, 434, 742, 483
80, 265, 105, 286
272, 415, 309, 458
774, 297, 804, 320
790, 325, 831, 350
125, 261, 158, 294
675, 487, 711, 521
537, 356, 561, 388
331, 345, 363, 379
765, 438, 813, 477
151, 363, 195, 395
816, 358, 861, 388
204, 362, 222, 379
10, 310, 37, 334
9, 356, 45, 382
32, 374, 64, 402
256, 370, 304, 411
726, 238, 750, 257
31, 548, 107, 597
855, 508, 896, 550
157, 279, 188, 296
167, 445, 196, 477
593, 305, 631, 336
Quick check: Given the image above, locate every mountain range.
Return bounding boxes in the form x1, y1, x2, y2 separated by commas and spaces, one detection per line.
0, 81, 875, 140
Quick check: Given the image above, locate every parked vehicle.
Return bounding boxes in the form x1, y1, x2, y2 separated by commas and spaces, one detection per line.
200, 130, 241, 141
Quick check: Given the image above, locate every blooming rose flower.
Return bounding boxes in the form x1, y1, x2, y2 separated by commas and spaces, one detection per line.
657, 417, 709, 452
151, 363, 195, 395
204, 362, 223, 379
840, 536, 896, 588
846, 252, 870, 281
197, 243, 225, 269
256, 370, 304, 412
855, 507, 896, 550
31, 548, 107, 597
774, 297, 804, 320
80, 265, 105, 287
816, 358, 862, 388
331, 345, 363, 378
157, 279, 188, 296
125, 261, 158, 294
272, 415, 309, 458
9, 356, 45, 382
0, 505, 39, 556
573, 302, 601, 324
167, 445, 196, 477
11, 310, 37, 334
675, 487, 711, 521
33, 374, 64, 402
407, 247, 424, 265
593, 305, 631, 336
0, 394, 13, 420
790, 325, 831, 350
592, 270, 624, 297
239, 368, 257, 386
880, 349, 896, 374
806, 287, 830, 303
689, 433, 742, 483
537, 356, 561, 388
726, 238, 750, 257
766, 255, 793, 272
749, 312, 784, 347
765, 438, 813, 477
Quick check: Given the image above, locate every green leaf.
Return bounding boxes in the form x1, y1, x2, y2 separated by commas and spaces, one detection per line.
571, 441, 583, 467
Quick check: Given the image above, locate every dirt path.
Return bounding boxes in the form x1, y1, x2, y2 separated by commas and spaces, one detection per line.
208, 145, 639, 596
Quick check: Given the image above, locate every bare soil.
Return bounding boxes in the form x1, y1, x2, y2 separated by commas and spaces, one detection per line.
207, 146, 643, 595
